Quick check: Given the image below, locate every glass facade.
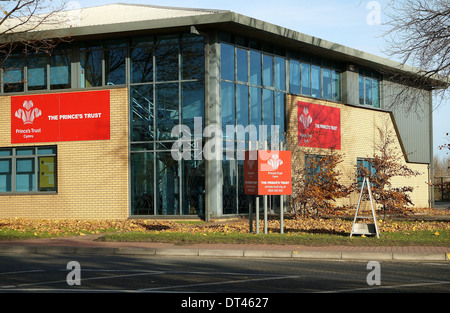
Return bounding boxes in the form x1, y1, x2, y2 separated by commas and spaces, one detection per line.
219, 33, 345, 215
0, 27, 385, 217
289, 55, 342, 101
220, 34, 289, 215
2, 45, 72, 93
130, 34, 205, 216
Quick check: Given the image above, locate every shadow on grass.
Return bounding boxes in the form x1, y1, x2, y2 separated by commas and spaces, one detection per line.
134, 222, 172, 231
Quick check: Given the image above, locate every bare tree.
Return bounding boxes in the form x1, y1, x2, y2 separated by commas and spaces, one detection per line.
381, 0, 450, 111
440, 133, 450, 153
0, 0, 68, 67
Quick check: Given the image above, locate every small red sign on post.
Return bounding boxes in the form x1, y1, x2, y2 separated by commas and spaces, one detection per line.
244, 150, 292, 195
11, 90, 110, 144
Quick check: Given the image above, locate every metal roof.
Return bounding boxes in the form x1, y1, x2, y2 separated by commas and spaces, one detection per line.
1, 3, 228, 32
1, 3, 447, 87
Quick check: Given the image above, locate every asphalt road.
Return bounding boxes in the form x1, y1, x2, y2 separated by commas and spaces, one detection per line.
0, 253, 449, 296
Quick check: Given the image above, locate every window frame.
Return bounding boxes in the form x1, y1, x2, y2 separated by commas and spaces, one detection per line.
305, 154, 325, 183
358, 70, 381, 108
0, 146, 57, 195
356, 157, 377, 188
288, 55, 342, 102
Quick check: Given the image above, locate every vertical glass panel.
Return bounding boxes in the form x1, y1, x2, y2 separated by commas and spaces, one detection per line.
50, 52, 71, 89
275, 91, 285, 137
181, 34, 204, 80
305, 154, 323, 182
274, 57, 286, 91
235, 36, 247, 47
0, 160, 12, 192
16, 158, 35, 192
250, 51, 261, 86
221, 43, 235, 81
311, 65, 321, 98
221, 82, 235, 140
373, 79, 380, 108
236, 49, 248, 82
222, 154, 237, 214
38, 156, 56, 191
156, 152, 179, 215
80, 50, 102, 87
357, 158, 375, 187
262, 54, 273, 87
263, 89, 274, 143
27, 55, 47, 90
3, 55, 24, 93
323, 68, 332, 100
105, 49, 126, 85
131, 41, 153, 83
332, 70, 341, 101
357, 158, 364, 187
131, 84, 154, 142
289, 60, 300, 94
301, 63, 311, 96
250, 87, 262, 142
182, 157, 205, 216
182, 81, 204, 131
236, 84, 249, 142
359, 76, 365, 104
220, 32, 233, 43
155, 35, 179, 82
156, 83, 179, 140
131, 152, 155, 215
237, 160, 249, 214
365, 77, 373, 105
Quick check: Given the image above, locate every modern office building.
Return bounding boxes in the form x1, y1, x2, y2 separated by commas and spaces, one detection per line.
0, 3, 439, 219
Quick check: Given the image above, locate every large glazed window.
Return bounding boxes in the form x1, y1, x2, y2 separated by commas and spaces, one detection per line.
130, 33, 205, 216
3, 55, 24, 93
219, 35, 288, 215
359, 70, 380, 108
0, 146, 57, 193
80, 40, 127, 88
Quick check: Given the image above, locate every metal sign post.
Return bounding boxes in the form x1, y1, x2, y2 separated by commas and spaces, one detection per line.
350, 177, 380, 238
244, 140, 292, 235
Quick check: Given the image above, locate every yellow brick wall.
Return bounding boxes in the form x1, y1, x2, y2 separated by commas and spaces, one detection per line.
0, 88, 129, 219
286, 95, 430, 210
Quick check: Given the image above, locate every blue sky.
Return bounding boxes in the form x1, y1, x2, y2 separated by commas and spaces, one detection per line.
70, 0, 449, 160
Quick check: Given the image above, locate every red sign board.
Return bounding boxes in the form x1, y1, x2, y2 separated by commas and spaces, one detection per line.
11, 90, 110, 144
298, 101, 341, 150
244, 150, 292, 195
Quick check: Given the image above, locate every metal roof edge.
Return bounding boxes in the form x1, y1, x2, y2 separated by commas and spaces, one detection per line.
228, 12, 447, 86
1, 6, 446, 85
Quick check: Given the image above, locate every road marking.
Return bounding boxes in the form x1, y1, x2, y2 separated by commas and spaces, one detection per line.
0, 270, 44, 276
139, 274, 303, 292
0, 271, 168, 289
319, 280, 450, 293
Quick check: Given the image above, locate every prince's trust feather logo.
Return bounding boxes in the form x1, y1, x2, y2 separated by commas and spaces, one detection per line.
299, 106, 312, 129
15, 100, 42, 125
267, 153, 283, 170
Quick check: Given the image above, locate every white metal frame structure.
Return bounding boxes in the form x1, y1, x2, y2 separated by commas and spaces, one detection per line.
350, 177, 380, 238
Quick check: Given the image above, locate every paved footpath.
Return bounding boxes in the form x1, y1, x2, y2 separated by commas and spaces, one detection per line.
0, 235, 448, 261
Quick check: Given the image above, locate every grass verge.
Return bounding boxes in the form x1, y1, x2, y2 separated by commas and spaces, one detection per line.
96, 229, 450, 247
